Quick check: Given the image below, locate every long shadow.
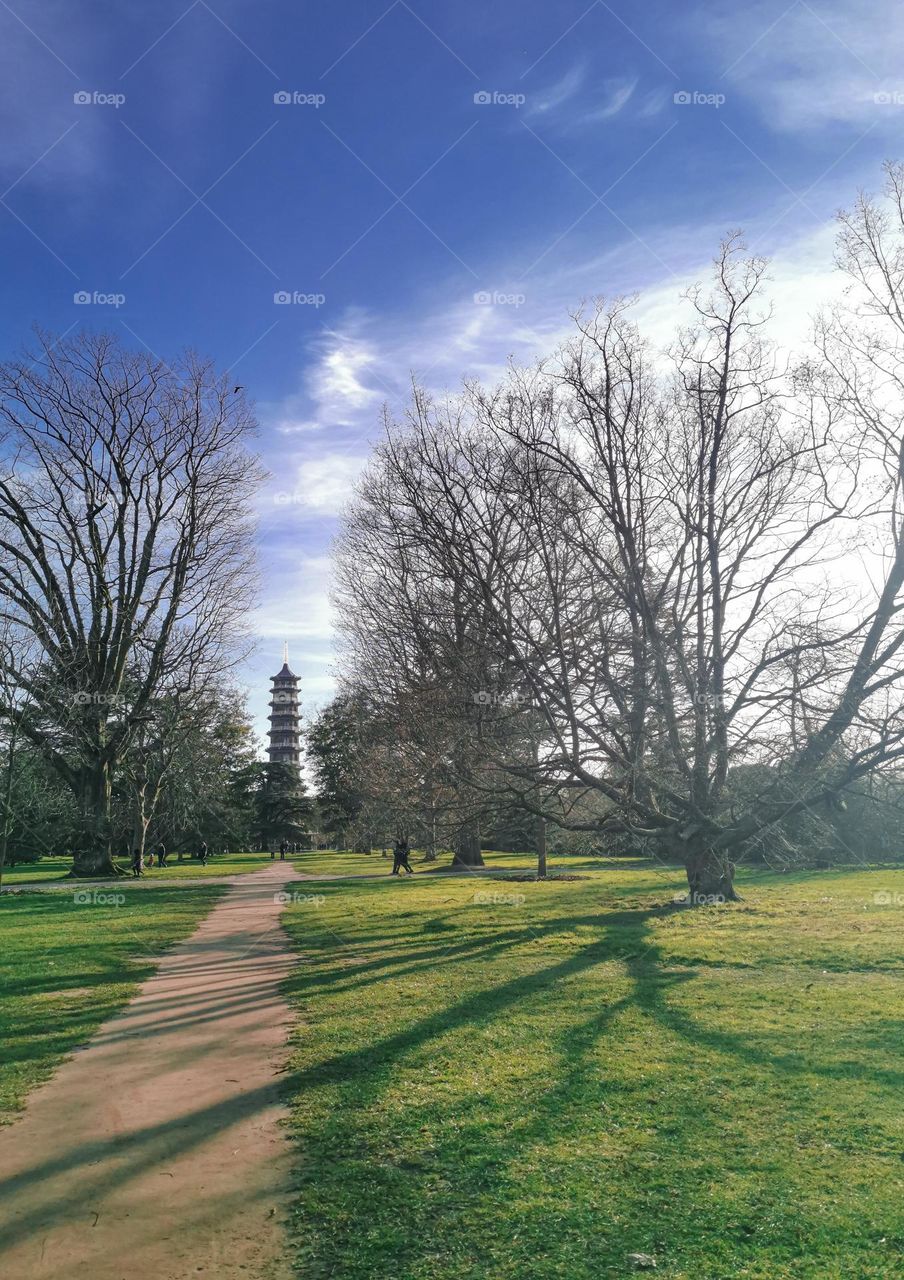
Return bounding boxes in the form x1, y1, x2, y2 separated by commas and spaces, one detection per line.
283, 904, 683, 1090
280, 887, 904, 1275
0, 1075, 298, 1253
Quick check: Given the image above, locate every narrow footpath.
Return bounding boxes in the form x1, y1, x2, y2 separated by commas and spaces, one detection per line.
0, 862, 303, 1280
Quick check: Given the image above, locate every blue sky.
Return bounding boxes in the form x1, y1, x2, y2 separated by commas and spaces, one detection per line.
2, 0, 901, 748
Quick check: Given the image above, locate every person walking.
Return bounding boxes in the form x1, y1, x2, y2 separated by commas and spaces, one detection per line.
156, 841, 168, 868
198, 840, 209, 866
130, 845, 143, 878
391, 838, 414, 876
279, 839, 288, 861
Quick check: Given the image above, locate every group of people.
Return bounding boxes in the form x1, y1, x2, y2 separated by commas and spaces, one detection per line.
391, 838, 414, 876
271, 840, 302, 860
129, 840, 208, 877
124, 836, 417, 878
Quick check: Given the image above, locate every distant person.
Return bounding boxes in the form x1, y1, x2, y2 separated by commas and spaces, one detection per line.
157, 842, 168, 868
392, 839, 414, 876
198, 840, 209, 866
279, 839, 288, 861
130, 846, 143, 878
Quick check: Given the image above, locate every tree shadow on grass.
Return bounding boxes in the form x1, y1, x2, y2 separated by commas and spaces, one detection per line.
282, 892, 904, 1277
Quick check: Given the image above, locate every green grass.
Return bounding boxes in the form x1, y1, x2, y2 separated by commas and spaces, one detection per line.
0, 883, 223, 1123
280, 862, 904, 1279
1, 849, 287, 884
285, 847, 648, 878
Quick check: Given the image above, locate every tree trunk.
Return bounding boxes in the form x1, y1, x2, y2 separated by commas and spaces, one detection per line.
131, 775, 150, 866
423, 813, 437, 862
452, 821, 484, 868
72, 762, 119, 876
536, 815, 547, 879
684, 847, 740, 904
0, 726, 16, 891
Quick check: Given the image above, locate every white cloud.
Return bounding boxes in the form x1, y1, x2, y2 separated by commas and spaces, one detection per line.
579, 78, 639, 125
712, 0, 904, 130
525, 64, 587, 119
287, 454, 368, 514
254, 554, 335, 643
250, 197, 862, 729
524, 64, 639, 130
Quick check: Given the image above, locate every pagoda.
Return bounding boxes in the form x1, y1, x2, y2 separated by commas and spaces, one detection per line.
267, 643, 301, 769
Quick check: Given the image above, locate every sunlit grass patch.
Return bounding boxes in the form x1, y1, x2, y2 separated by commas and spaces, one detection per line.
281, 864, 904, 1279
0, 884, 223, 1122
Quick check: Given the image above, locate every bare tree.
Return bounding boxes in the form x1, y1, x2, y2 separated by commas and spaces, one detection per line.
0, 330, 264, 874
335, 187, 904, 903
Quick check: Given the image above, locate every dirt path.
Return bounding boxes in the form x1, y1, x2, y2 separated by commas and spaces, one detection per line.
0, 862, 304, 1280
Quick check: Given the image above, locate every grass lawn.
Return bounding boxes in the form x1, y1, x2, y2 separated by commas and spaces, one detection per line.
0, 883, 223, 1123
286, 848, 653, 878
280, 862, 904, 1280
1, 850, 283, 885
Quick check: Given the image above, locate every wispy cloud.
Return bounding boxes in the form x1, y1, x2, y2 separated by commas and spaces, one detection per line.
713, 0, 904, 130
524, 62, 639, 129
250, 204, 855, 737
286, 454, 369, 514
578, 77, 639, 124
524, 63, 587, 119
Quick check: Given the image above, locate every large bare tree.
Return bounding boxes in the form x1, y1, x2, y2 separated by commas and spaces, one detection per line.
0, 330, 264, 874
335, 173, 904, 902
